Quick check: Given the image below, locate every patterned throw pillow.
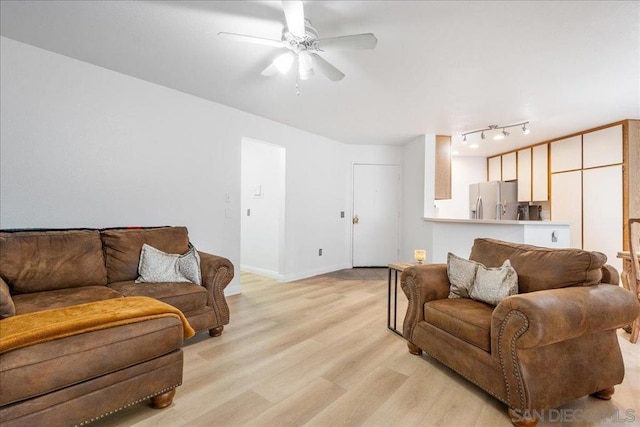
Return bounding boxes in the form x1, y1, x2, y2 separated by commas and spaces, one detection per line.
135, 243, 202, 285
469, 259, 518, 305
447, 252, 482, 299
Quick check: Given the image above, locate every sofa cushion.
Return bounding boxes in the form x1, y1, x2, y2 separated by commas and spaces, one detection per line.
424, 298, 493, 352
101, 227, 190, 283
108, 281, 207, 313
469, 238, 606, 293
136, 244, 202, 285
469, 259, 518, 306
12, 286, 124, 315
0, 230, 108, 294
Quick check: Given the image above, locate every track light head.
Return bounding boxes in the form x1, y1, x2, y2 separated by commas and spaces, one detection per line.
480, 131, 485, 140
522, 123, 530, 135
462, 134, 467, 143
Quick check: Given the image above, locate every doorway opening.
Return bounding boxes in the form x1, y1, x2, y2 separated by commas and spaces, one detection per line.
240, 137, 286, 280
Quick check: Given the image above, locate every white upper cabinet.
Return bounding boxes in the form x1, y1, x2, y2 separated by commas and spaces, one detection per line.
488, 156, 502, 181
583, 125, 623, 168
550, 135, 582, 173
517, 148, 532, 202
532, 144, 549, 201
502, 152, 517, 181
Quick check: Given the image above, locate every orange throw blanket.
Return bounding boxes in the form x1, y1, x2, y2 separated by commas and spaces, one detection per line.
0, 297, 195, 355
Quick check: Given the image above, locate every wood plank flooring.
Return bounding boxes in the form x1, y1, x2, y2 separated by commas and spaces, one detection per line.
93, 270, 640, 427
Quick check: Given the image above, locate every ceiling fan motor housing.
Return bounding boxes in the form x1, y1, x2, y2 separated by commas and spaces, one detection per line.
282, 19, 320, 53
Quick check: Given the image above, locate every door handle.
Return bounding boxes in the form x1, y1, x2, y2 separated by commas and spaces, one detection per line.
353, 215, 359, 224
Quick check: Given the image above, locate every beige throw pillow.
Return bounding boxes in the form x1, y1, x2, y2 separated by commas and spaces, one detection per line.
136, 243, 202, 285
469, 259, 518, 305
447, 252, 481, 299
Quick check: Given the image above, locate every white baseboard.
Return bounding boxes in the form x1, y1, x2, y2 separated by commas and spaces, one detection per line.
240, 263, 352, 283
280, 263, 352, 283
239, 265, 284, 281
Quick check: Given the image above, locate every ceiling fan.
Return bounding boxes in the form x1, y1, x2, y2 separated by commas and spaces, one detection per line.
218, 1, 377, 86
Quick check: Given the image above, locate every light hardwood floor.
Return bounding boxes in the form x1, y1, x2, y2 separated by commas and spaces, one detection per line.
95, 270, 640, 427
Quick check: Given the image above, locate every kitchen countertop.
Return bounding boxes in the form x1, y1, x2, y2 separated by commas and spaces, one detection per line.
423, 217, 571, 226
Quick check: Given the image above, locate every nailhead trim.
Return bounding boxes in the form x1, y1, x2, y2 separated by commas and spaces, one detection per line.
497, 310, 529, 410
73, 383, 181, 426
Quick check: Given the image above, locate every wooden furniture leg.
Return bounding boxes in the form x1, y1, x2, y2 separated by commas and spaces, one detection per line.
508, 408, 538, 426
407, 342, 422, 355
151, 389, 176, 409
591, 387, 615, 400
209, 326, 224, 337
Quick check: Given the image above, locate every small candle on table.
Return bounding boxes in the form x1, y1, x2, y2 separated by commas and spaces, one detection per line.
414, 249, 426, 264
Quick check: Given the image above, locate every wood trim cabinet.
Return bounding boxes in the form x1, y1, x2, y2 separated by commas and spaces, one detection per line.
502, 152, 517, 181
435, 135, 452, 200
532, 144, 548, 201
488, 156, 501, 181
517, 148, 532, 202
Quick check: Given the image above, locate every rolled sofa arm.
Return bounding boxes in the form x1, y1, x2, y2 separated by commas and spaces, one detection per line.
400, 264, 450, 339
600, 264, 620, 286
198, 251, 234, 327
492, 284, 639, 351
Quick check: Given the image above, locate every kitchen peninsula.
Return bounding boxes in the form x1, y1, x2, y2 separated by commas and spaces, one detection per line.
422, 217, 571, 263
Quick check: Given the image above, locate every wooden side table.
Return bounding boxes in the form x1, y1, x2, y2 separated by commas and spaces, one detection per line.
388, 262, 414, 336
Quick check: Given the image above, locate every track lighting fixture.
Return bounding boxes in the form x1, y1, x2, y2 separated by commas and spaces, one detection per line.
461, 121, 530, 142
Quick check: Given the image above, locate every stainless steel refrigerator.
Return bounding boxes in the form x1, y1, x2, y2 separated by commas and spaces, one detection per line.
469, 181, 518, 220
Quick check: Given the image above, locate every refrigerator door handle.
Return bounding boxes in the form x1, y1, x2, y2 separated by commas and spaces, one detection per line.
476, 196, 483, 219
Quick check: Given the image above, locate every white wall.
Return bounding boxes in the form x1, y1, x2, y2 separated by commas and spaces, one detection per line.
240, 138, 285, 279
400, 135, 433, 262
435, 156, 487, 219
0, 37, 360, 291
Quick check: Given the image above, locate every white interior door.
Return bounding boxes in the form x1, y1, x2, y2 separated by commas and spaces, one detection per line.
352, 164, 400, 267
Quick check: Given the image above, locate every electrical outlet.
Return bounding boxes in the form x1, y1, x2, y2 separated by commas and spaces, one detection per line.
247, 209, 251, 216
319, 248, 323, 256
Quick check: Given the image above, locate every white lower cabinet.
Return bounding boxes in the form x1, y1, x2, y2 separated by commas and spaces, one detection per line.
551, 170, 582, 249
582, 165, 623, 272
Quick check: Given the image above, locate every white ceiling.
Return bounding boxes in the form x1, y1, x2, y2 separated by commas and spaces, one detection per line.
1, 1, 638, 157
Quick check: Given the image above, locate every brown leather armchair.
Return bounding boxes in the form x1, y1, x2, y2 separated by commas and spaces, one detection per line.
401, 238, 640, 426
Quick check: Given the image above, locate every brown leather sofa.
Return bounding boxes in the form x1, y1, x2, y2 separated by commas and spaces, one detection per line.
0, 226, 234, 426
401, 238, 640, 427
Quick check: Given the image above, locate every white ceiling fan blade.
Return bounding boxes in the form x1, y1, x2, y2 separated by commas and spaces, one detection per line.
311, 53, 345, 81
319, 33, 378, 51
261, 62, 279, 77
282, 1, 305, 38
218, 32, 283, 48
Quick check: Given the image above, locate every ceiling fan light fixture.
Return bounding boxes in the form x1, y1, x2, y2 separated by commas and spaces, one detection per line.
274, 52, 294, 75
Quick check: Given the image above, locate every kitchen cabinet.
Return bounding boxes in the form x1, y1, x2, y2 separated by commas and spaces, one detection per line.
583, 125, 622, 168
550, 135, 582, 173
551, 170, 582, 249
488, 156, 501, 181
583, 165, 623, 271
435, 135, 452, 200
532, 144, 548, 201
502, 152, 517, 181
517, 148, 532, 202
